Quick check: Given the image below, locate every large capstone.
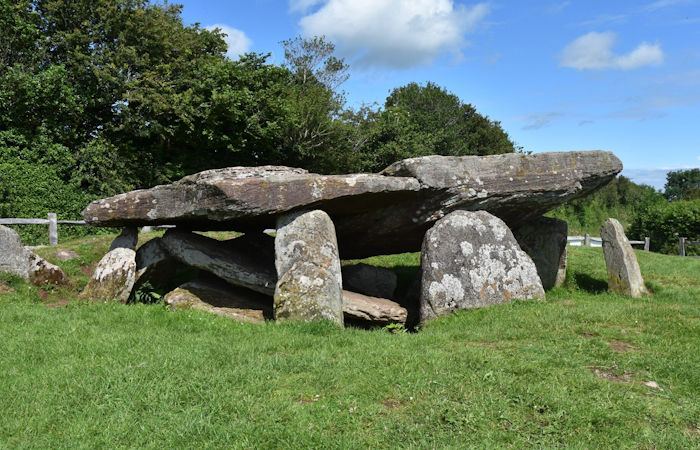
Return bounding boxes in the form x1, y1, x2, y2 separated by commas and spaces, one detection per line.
512, 216, 568, 290
83, 151, 622, 258
601, 218, 648, 298
419, 211, 545, 323
274, 210, 343, 324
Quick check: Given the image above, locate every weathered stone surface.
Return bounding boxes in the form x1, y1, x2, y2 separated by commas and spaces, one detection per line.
420, 211, 545, 322
80, 248, 136, 303
0, 226, 67, 286
0, 225, 31, 280
28, 252, 68, 286
161, 230, 276, 295
274, 261, 343, 323
83, 151, 622, 258
601, 218, 648, 298
274, 210, 343, 324
55, 249, 79, 261
164, 277, 271, 323
512, 216, 567, 290
109, 227, 138, 251
135, 238, 169, 272
341, 263, 397, 299
342, 290, 407, 324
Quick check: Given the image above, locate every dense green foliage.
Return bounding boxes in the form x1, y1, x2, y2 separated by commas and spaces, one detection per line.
0, 0, 515, 244
1, 236, 698, 447
629, 199, 700, 255
664, 168, 700, 201
547, 176, 665, 236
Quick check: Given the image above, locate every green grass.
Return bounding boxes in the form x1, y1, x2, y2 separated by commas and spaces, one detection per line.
1, 237, 699, 448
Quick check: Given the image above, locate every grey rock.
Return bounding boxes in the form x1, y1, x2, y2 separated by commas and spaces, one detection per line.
82, 151, 622, 258
164, 277, 271, 323
274, 210, 343, 324
601, 218, 648, 298
109, 227, 138, 251
342, 290, 407, 324
0, 226, 67, 286
135, 238, 169, 272
274, 261, 344, 324
28, 252, 68, 286
0, 225, 30, 280
55, 249, 79, 261
420, 211, 545, 323
512, 216, 567, 290
341, 263, 397, 299
80, 247, 136, 303
161, 230, 276, 295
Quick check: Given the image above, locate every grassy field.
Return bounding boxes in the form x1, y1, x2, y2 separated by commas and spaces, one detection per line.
0, 234, 699, 448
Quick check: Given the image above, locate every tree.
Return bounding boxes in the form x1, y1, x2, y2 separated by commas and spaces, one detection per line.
384, 82, 515, 157
278, 36, 352, 173
664, 168, 700, 201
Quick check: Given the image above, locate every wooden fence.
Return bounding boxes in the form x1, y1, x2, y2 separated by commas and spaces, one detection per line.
678, 237, 700, 257
0, 213, 87, 246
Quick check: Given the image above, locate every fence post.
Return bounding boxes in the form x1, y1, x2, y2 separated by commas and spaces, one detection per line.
584, 233, 591, 247
48, 213, 58, 246
679, 237, 686, 257
644, 237, 650, 251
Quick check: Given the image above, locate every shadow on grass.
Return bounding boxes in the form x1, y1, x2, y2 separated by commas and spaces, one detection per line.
573, 273, 608, 294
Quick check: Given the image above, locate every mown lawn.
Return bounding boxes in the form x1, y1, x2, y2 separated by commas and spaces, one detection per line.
0, 236, 698, 448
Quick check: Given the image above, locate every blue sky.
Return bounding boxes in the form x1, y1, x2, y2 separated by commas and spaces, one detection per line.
176, 0, 700, 189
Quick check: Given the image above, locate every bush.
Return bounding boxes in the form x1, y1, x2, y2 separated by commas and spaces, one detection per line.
0, 158, 99, 245
629, 199, 700, 255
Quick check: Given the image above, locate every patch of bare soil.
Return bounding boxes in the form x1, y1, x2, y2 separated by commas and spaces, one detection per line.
580, 331, 599, 338
686, 425, 700, 436
0, 284, 14, 294
555, 300, 576, 306
297, 394, 321, 404
588, 366, 632, 383
608, 339, 638, 352
382, 399, 405, 409
45, 299, 72, 308
80, 263, 96, 277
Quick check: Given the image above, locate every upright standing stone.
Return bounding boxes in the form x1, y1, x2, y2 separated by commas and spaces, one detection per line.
0, 225, 31, 280
80, 228, 138, 303
274, 210, 343, 325
0, 225, 67, 286
420, 211, 545, 323
513, 217, 567, 290
600, 218, 648, 298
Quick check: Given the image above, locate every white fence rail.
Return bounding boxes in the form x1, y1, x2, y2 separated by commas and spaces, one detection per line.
0, 213, 87, 246
568, 233, 649, 250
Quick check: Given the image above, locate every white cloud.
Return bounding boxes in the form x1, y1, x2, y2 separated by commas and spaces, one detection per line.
645, 0, 697, 11
205, 24, 252, 59
519, 112, 565, 130
296, 0, 490, 69
559, 32, 663, 70
289, 0, 325, 12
